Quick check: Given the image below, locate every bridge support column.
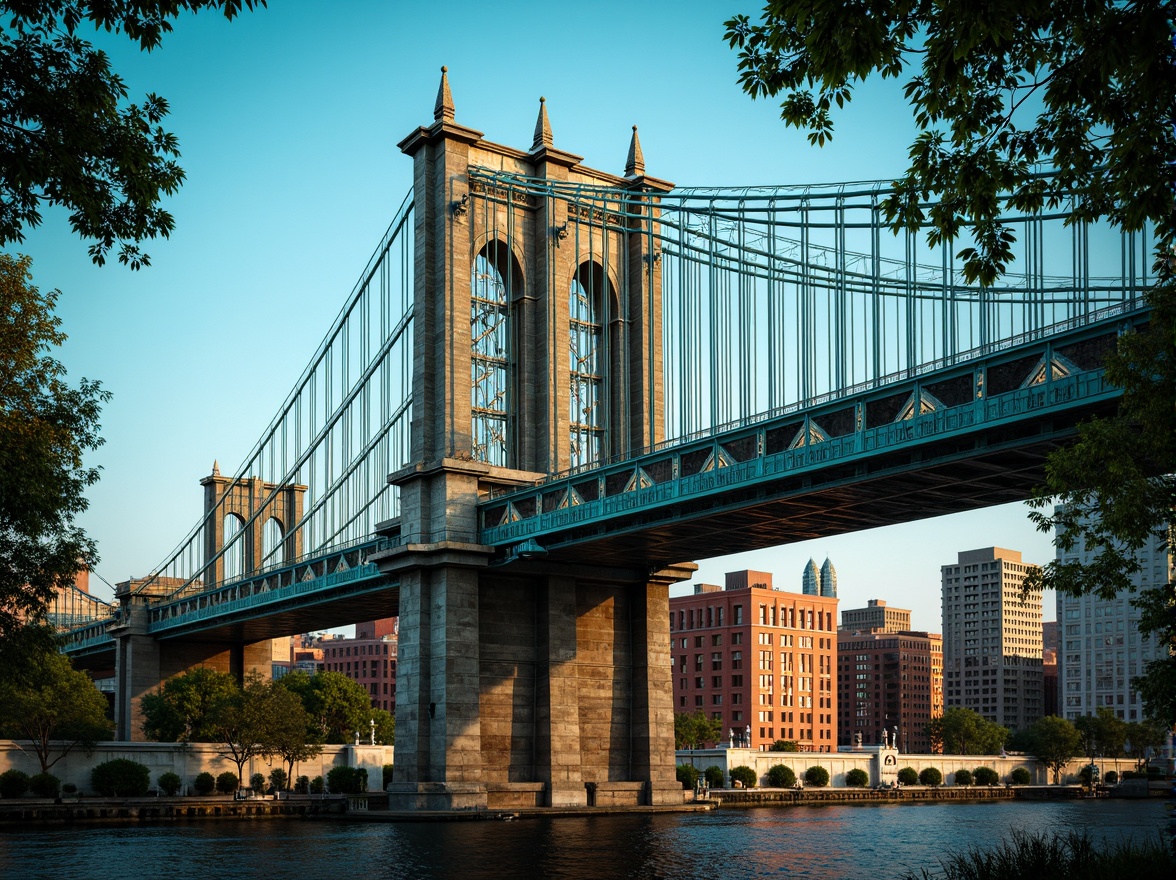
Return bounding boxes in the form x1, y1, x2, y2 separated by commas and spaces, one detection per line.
537, 576, 585, 807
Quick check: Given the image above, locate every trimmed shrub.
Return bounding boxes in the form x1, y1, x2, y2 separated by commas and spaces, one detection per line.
676, 764, 700, 789
157, 772, 182, 796
953, 769, 974, 786
310, 775, 324, 794
269, 768, 288, 792
768, 739, 800, 752
0, 769, 30, 798
704, 766, 725, 788
728, 765, 758, 788
91, 759, 151, 797
1010, 767, 1031, 785
919, 767, 943, 786
804, 766, 830, 788
897, 767, 919, 786
249, 772, 266, 793
973, 767, 999, 786
326, 765, 368, 795
1103, 770, 1118, 785
767, 764, 796, 788
215, 771, 239, 794
294, 775, 310, 794
61, 783, 78, 796
30, 772, 60, 798
194, 772, 216, 795
383, 764, 394, 789
845, 768, 869, 787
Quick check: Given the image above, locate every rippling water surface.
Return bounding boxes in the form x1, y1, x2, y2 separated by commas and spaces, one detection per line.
1, 799, 1167, 879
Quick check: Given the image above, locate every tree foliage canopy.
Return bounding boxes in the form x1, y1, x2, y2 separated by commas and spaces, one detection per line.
927, 708, 1008, 756
1026, 714, 1082, 783
0, 629, 111, 771
276, 669, 375, 744
0, 1, 266, 268
673, 710, 724, 750
0, 255, 108, 642
727, 0, 1176, 731
140, 666, 238, 742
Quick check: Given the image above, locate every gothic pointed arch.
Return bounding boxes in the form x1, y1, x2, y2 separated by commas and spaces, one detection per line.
471, 239, 522, 466
569, 260, 612, 467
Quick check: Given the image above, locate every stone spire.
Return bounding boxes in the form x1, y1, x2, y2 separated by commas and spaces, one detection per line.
624, 125, 645, 176
532, 96, 553, 151
211, 459, 221, 477
434, 65, 454, 122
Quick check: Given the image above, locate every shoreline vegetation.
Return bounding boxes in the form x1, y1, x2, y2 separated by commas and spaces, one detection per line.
901, 829, 1174, 879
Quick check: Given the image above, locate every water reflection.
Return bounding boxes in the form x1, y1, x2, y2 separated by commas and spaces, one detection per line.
0, 800, 1166, 880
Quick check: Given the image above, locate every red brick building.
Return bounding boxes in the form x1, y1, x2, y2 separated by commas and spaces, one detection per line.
321, 618, 398, 713
670, 570, 838, 752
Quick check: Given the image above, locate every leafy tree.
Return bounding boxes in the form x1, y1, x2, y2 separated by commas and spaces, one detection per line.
140, 666, 238, 742
0, 257, 108, 643
157, 771, 181, 796
768, 739, 799, 752
1009, 767, 1031, 785
725, 0, 1176, 728
382, 764, 394, 789
259, 683, 322, 784
1074, 708, 1127, 759
326, 765, 367, 795
929, 708, 1008, 756
249, 772, 265, 793
845, 768, 869, 787
897, 767, 918, 786
91, 758, 150, 796
209, 675, 272, 782
193, 771, 215, 795
370, 707, 395, 745
728, 765, 757, 788
676, 763, 700, 789
767, 764, 796, 788
1123, 719, 1167, 771
276, 670, 373, 744
919, 767, 943, 786
309, 775, 324, 795
673, 710, 723, 750
0, 635, 112, 772
268, 768, 287, 792
0, 0, 267, 268
1026, 715, 1082, 784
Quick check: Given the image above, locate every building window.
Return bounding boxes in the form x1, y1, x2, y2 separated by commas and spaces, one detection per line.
569, 262, 606, 467
471, 242, 516, 466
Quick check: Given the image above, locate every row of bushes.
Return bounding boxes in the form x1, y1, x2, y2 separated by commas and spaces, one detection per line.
677, 763, 1036, 789
1, 762, 371, 799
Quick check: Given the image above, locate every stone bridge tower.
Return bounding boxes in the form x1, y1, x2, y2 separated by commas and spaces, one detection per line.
374, 69, 693, 810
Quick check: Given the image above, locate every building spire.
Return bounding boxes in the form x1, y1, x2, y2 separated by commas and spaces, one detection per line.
434, 65, 455, 122
532, 96, 553, 151
625, 125, 644, 176
211, 459, 221, 477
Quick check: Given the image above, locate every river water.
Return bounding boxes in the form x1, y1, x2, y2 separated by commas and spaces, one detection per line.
0, 799, 1168, 879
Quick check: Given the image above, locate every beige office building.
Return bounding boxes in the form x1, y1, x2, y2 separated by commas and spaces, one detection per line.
941, 547, 1043, 732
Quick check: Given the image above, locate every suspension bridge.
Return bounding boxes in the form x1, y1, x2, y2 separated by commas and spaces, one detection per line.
51, 71, 1151, 810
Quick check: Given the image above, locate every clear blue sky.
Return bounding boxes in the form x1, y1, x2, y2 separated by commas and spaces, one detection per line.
16, 1, 1056, 631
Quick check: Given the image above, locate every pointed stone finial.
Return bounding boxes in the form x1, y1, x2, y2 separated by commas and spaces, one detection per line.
625, 125, 645, 176
211, 459, 221, 477
434, 65, 455, 122
532, 96, 553, 151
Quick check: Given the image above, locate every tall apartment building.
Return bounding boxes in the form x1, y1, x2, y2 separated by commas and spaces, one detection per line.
670, 570, 838, 751
941, 547, 1043, 732
320, 619, 399, 713
802, 557, 838, 597
1055, 511, 1171, 722
836, 599, 942, 753
837, 630, 943, 753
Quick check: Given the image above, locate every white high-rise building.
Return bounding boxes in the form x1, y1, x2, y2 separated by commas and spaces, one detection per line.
941, 547, 1043, 731
1055, 510, 1172, 722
